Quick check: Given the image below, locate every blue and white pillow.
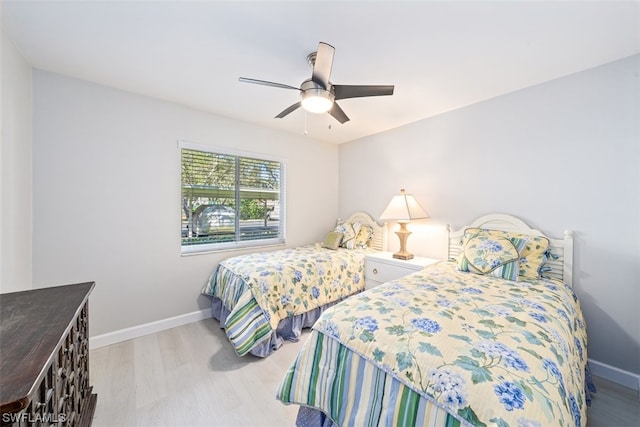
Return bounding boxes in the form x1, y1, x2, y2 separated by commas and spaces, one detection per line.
334, 222, 362, 249
458, 231, 528, 281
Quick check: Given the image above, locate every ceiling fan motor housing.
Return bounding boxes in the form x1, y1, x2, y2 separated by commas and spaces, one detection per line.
300, 79, 335, 113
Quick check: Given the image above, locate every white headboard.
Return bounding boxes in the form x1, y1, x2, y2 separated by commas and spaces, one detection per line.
448, 214, 574, 286
339, 211, 387, 252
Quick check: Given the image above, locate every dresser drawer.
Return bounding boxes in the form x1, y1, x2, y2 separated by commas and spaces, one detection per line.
365, 259, 421, 284
364, 253, 441, 290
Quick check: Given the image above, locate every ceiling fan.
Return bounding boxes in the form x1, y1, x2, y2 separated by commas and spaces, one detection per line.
239, 42, 394, 124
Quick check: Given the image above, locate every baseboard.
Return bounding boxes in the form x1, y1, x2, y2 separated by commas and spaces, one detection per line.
89, 308, 211, 349
589, 358, 640, 392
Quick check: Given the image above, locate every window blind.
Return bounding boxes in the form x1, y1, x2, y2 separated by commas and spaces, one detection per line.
180, 144, 285, 253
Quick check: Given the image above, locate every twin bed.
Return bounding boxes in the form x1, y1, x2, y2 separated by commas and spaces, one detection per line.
201, 212, 385, 357
203, 213, 594, 426
276, 214, 593, 427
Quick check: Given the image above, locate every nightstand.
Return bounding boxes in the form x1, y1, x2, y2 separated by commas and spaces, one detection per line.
365, 252, 440, 289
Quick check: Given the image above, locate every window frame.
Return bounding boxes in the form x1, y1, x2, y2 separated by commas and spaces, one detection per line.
179, 140, 286, 255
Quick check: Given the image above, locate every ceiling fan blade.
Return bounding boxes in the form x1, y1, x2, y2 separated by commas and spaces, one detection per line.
239, 77, 301, 91
329, 102, 350, 124
275, 102, 302, 119
333, 85, 395, 100
311, 42, 335, 90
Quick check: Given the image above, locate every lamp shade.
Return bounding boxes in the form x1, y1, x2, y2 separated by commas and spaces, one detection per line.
379, 189, 429, 222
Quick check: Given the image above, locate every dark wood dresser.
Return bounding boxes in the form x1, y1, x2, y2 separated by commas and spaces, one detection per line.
0, 282, 97, 426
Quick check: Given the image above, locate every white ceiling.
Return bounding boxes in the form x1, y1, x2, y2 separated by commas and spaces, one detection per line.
3, 1, 639, 144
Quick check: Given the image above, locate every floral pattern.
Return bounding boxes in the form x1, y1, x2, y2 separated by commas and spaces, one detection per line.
459, 231, 528, 281
334, 221, 362, 249
313, 261, 589, 427
354, 225, 374, 249
203, 243, 366, 331
462, 228, 551, 279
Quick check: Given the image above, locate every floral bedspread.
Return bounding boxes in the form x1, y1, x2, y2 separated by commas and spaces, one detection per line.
311, 261, 588, 427
202, 244, 366, 354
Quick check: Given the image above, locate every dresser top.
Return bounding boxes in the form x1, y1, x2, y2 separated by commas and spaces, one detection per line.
0, 282, 95, 413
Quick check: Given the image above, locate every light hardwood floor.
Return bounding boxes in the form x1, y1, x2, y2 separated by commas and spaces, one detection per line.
90, 319, 639, 427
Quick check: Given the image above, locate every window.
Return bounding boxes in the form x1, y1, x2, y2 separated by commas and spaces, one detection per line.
180, 141, 285, 253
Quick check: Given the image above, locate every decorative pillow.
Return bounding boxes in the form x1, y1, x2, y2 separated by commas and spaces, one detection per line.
520, 237, 551, 279
458, 230, 528, 281
321, 231, 343, 250
463, 228, 550, 279
354, 225, 373, 249
334, 222, 362, 249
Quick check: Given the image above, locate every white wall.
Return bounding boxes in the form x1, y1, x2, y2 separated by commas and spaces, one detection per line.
1, 31, 32, 292
32, 70, 339, 336
339, 55, 640, 379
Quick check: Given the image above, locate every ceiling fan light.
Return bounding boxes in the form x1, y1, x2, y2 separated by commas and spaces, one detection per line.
301, 88, 334, 114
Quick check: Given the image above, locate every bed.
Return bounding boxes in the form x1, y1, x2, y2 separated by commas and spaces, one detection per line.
277, 213, 596, 427
201, 211, 386, 357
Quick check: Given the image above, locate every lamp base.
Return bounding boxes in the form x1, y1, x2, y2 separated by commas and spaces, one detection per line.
393, 223, 414, 260
392, 251, 414, 260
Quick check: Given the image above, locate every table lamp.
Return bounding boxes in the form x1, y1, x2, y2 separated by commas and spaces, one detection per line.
379, 189, 429, 260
